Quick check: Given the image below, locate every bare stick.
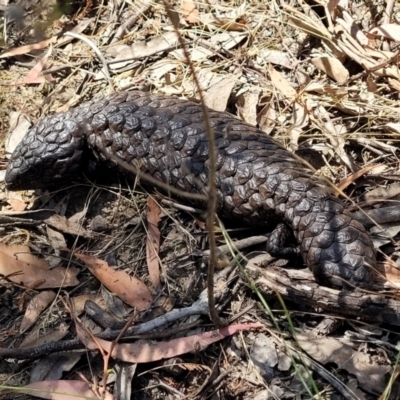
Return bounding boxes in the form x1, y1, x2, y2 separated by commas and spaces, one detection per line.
161, 1, 221, 327
63, 31, 113, 90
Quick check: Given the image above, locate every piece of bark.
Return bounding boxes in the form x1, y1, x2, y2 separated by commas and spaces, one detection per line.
0, 209, 56, 227
353, 205, 400, 227
247, 264, 400, 326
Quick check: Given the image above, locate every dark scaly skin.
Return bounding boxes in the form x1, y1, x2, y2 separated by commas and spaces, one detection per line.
5, 91, 376, 289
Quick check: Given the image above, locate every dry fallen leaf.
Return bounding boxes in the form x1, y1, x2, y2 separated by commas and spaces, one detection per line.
337, 14, 369, 46
191, 70, 242, 111
210, 32, 247, 50
14, 55, 55, 86
370, 24, 400, 41
382, 259, 400, 288
45, 214, 91, 238
77, 322, 263, 363
257, 50, 293, 69
312, 105, 353, 171
0, 243, 79, 289
311, 56, 349, 84
18, 380, 114, 400
181, 0, 200, 23
31, 351, 85, 383
0, 37, 57, 58
20, 291, 56, 333
73, 251, 153, 310
368, 164, 388, 176
297, 333, 390, 393
5, 112, 32, 156
388, 78, 400, 92
8, 193, 27, 211
71, 294, 105, 316
370, 223, 399, 249
327, 0, 340, 16
106, 32, 179, 70
290, 102, 308, 149
384, 122, 400, 133
268, 64, 296, 99
268, 64, 308, 147
237, 88, 261, 126
19, 322, 70, 349
146, 197, 161, 290
364, 181, 400, 201
366, 75, 378, 92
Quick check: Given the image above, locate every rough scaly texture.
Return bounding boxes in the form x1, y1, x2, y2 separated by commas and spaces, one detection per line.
5, 91, 376, 289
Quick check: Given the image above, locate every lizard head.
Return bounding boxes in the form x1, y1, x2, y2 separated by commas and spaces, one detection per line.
5, 115, 85, 191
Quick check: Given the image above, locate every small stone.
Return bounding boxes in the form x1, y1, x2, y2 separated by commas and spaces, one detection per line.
250, 334, 278, 367
90, 215, 109, 232
250, 334, 278, 381
277, 352, 291, 371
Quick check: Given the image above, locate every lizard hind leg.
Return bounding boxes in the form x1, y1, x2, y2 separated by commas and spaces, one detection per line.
266, 223, 300, 260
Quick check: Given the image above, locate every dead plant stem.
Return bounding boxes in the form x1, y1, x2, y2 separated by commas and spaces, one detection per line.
162, 0, 221, 327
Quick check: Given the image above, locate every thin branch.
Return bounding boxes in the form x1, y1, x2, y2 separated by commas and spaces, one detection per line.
161, 0, 221, 327
63, 31, 113, 90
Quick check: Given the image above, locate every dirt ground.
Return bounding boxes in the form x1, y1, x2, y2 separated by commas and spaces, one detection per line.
0, 0, 400, 399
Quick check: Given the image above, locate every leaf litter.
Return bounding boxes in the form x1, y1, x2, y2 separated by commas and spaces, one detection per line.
0, 0, 400, 398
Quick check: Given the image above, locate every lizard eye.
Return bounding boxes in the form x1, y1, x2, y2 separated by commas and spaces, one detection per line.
27, 167, 38, 177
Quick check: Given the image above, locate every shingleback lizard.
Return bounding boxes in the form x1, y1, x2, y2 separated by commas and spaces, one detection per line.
4, 91, 376, 289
